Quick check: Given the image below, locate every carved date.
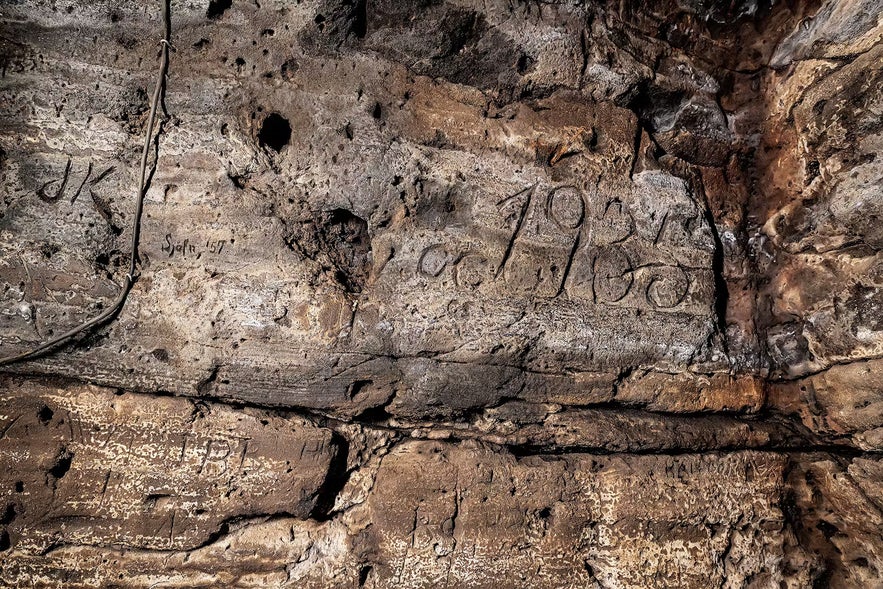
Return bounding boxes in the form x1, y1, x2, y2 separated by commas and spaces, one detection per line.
161, 234, 227, 259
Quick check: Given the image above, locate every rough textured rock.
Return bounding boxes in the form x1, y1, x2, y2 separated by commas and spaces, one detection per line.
0, 0, 881, 586
0, 440, 800, 588
0, 377, 336, 553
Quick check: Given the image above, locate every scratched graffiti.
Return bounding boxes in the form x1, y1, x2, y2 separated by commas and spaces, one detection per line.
0, 385, 334, 552
161, 234, 229, 259
413, 178, 709, 311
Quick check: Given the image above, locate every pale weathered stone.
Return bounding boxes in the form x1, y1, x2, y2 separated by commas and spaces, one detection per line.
0, 0, 880, 586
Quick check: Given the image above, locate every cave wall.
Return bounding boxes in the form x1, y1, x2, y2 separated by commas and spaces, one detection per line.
0, 0, 881, 586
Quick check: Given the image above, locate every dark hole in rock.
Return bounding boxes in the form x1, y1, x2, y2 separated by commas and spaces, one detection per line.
0, 531, 9, 552
49, 448, 74, 480
206, 0, 232, 19
347, 379, 373, 400
0, 504, 15, 525
37, 405, 53, 425
40, 242, 59, 259
358, 565, 373, 587
353, 403, 391, 423
228, 173, 247, 189
320, 209, 372, 293
258, 113, 292, 152
151, 348, 170, 362
806, 160, 820, 183
816, 520, 839, 540
516, 53, 534, 74
813, 568, 834, 589
14, 482, 23, 493
350, 0, 367, 38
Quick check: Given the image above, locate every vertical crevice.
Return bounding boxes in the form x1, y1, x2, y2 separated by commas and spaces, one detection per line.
309, 432, 350, 521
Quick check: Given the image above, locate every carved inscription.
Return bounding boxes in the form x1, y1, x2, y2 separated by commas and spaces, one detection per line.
413, 183, 702, 310
599, 199, 634, 244
646, 266, 689, 308
547, 186, 584, 229
495, 185, 534, 278
36, 159, 114, 209
161, 234, 228, 259
593, 247, 633, 302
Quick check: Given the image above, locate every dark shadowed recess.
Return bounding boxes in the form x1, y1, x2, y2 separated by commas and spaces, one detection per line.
258, 113, 292, 152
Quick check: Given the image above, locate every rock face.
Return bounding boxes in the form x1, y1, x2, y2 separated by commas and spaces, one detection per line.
0, 0, 880, 587
0, 378, 336, 553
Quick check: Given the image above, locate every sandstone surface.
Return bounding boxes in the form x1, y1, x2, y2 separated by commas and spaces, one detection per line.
0, 0, 881, 586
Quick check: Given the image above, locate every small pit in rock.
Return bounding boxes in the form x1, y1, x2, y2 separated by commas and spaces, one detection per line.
258, 113, 292, 152
48, 449, 73, 481
206, 0, 232, 19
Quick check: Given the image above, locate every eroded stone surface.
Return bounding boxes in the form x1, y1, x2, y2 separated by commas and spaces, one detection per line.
771, 360, 883, 451
0, 377, 336, 552
0, 0, 727, 417
784, 454, 883, 587
0, 438, 799, 588
0, 0, 881, 586
755, 5, 883, 378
